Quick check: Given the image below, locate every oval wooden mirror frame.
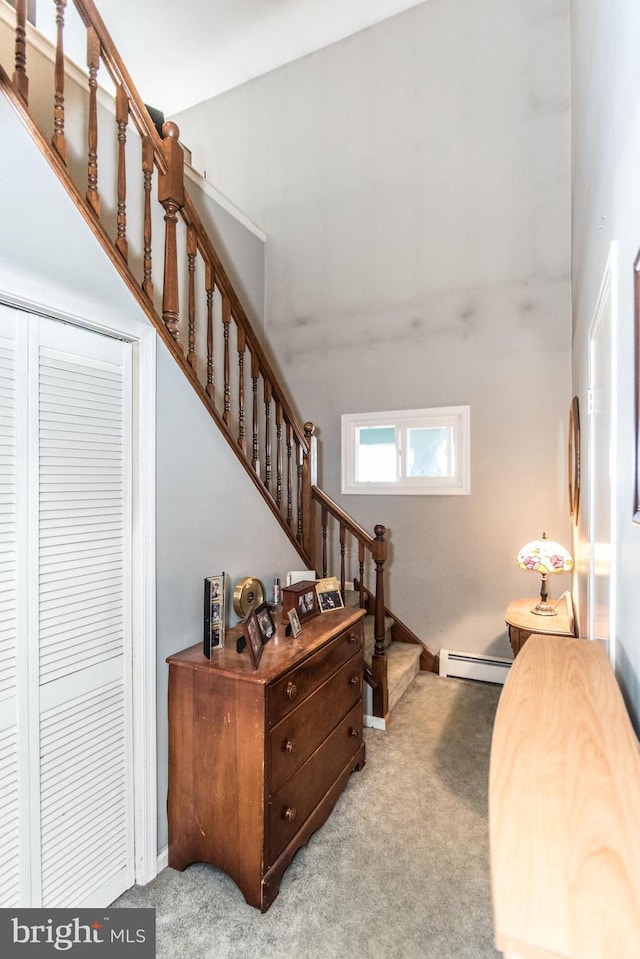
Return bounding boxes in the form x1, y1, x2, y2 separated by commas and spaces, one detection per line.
568, 395, 580, 524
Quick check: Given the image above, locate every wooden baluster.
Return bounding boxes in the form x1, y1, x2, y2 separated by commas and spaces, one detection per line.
115, 84, 128, 261
340, 524, 346, 594
321, 505, 328, 578
264, 380, 272, 492
142, 137, 154, 300
251, 352, 260, 472
205, 261, 215, 401
158, 121, 185, 344
237, 326, 246, 452
302, 422, 315, 557
52, 0, 67, 162
297, 440, 304, 543
358, 542, 365, 608
372, 525, 389, 719
13, 0, 28, 104
286, 422, 293, 528
86, 26, 100, 215
222, 295, 231, 425
186, 226, 197, 369
275, 401, 283, 509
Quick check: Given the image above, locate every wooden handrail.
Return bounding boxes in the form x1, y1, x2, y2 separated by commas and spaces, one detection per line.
490, 634, 640, 958
311, 486, 375, 548
1, 1, 405, 718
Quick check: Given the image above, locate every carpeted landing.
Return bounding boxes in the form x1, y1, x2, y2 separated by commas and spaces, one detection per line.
114, 672, 502, 959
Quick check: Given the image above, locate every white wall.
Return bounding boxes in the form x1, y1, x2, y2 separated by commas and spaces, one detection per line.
0, 84, 303, 854
174, 0, 572, 658
155, 340, 308, 849
571, 0, 640, 730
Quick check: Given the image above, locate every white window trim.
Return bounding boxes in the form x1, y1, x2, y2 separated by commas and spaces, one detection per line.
341, 405, 470, 496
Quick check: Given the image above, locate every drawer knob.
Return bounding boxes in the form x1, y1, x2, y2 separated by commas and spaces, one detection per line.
285, 682, 298, 701
348, 633, 359, 645
284, 739, 298, 754
349, 675, 359, 686
349, 727, 360, 738
284, 806, 297, 823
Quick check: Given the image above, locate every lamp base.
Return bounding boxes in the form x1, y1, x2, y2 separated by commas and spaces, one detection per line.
530, 602, 557, 616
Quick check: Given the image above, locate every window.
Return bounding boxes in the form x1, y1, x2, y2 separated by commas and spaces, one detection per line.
341, 406, 470, 495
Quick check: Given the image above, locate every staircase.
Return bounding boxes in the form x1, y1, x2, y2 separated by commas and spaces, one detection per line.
0, 0, 437, 719
345, 591, 422, 725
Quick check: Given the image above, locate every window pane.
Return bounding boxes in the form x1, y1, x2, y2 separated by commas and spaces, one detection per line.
356, 427, 396, 482
406, 426, 454, 477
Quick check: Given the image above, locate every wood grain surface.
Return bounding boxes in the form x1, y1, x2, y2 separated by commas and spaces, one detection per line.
490, 634, 640, 959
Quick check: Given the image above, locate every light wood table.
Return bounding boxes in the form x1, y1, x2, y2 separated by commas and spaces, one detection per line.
490, 633, 640, 958
505, 594, 574, 656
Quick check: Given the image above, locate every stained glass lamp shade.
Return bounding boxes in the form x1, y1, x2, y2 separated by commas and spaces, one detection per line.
516, 532, 574, 615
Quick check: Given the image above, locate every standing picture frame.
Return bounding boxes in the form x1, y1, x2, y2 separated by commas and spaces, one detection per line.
243, 608, 264, 669
255, 602, 276, 644
204, 572, 227, 658
315, 576, 345, 613
287, 607, 302, 637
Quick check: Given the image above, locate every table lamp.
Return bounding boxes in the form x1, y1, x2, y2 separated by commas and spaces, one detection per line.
516, 532, 573, 615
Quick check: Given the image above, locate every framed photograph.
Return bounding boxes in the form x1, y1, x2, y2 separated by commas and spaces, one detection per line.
242, 608, 264, 669
316, 576, 345, 613
568, 396, 580, 525
204, 572, 228, 658
281, 579, 320, 625
287, 607, 302, 638
255, 601, 276, 644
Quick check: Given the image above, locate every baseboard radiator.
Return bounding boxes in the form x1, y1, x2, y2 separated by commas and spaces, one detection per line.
439, 650, 511, 685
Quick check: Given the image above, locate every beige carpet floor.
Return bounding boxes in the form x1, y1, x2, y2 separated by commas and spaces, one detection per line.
114, 672, 502, 959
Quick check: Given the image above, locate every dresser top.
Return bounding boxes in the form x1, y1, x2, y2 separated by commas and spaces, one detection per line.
167, 606, 365, 684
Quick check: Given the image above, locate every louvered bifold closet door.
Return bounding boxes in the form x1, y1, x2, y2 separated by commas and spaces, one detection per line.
34, 317, 134, 908
0, 306, 26, 907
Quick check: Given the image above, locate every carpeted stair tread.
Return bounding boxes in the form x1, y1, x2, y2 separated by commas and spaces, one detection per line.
386, 642, 422, 712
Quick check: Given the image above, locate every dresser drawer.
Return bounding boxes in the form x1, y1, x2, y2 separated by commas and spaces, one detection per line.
268, 621, 363, 726
269, 651, 362, 795
268, 700, 363, 865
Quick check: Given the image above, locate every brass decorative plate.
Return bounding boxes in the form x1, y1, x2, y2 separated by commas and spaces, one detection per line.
233, 577, 265, 618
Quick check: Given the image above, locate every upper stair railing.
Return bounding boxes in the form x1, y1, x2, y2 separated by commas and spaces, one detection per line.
1, 0, 393, 716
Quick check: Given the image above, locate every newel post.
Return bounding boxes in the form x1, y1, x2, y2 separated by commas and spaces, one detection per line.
158, 121, 185, 345
302, 423, 316, 562
371, 524, 389, 718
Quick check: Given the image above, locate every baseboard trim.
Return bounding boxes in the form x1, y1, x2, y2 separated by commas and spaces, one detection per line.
364, 713, 387, 730
157, 846, 169, 873
439, 649, 511, 685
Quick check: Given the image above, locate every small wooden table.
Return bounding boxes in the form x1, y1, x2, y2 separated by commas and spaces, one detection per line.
505, 595, 574, 657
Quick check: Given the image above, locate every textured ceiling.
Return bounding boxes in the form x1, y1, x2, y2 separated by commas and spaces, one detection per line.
82, 0, 427, 115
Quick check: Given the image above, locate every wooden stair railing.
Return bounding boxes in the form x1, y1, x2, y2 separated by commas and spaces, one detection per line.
311, 486, 389, 718
2, 0, 313, 560
1, 0, 400, 717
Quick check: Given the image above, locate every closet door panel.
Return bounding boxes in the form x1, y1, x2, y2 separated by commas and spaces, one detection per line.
0, 308, 134, 909
0, 307, 25, 908
34, 319, 134, 907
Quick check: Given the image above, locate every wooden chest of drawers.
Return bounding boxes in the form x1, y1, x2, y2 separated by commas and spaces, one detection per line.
167, 607, 366, 911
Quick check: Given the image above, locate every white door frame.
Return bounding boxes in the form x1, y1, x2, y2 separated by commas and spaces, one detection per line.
0, 274, 158, 887
587, 242, 618, 666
